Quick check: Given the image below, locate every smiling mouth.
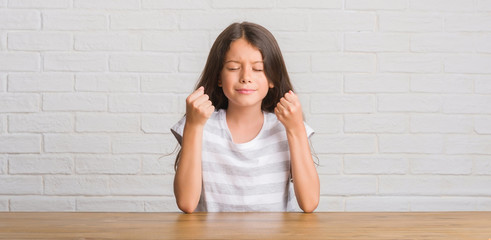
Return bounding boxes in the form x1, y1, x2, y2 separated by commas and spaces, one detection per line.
236, 89, 256, 94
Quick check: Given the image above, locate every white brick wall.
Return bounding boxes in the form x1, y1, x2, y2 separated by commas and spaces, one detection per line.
1, 1, 490, 212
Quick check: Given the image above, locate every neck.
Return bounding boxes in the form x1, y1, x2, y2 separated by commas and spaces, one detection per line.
226, 105, 263, 125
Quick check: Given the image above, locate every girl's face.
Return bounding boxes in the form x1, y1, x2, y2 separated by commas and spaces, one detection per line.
219, 38, 274, 110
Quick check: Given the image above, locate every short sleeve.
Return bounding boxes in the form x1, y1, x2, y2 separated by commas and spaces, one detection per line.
170, 115, 186, 145
304, 122, 314, 139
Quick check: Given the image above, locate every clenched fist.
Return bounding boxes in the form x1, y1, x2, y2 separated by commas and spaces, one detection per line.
274, 90, 304, 132
185, 86, 215, 127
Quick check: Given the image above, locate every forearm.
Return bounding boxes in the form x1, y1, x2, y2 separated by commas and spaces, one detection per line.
287, 126, 320, 213
174, 124, 203, 213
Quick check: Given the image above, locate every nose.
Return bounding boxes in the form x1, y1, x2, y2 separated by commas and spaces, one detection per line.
240, 68, 253, 83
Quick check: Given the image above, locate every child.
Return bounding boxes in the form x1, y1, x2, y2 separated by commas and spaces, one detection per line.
171, 22, 319, 213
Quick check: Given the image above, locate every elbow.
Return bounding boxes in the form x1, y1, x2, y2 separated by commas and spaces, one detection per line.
299, 195, 319, 213
177, 202, 197, 214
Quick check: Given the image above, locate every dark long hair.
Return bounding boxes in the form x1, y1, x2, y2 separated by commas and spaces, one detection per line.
174, 22, 294, 170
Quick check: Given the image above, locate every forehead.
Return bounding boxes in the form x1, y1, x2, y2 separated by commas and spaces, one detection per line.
225, 38, 263, 62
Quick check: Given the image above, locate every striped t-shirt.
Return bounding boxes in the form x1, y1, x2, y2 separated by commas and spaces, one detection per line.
171, 109, 314, 212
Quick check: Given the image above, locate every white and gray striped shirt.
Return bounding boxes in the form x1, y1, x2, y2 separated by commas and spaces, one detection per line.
171, 109, 314, 212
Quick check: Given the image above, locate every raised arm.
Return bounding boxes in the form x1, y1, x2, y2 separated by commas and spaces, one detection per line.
275, 91, 320, 213
174, 86, 215, 213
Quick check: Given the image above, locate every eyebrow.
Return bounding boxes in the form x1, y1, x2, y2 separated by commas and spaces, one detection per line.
224, 60, 263, 64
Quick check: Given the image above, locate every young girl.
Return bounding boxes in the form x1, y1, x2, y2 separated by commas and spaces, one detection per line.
171, 22, 319, 213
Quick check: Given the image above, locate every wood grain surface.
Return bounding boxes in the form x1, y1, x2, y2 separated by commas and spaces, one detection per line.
0, 212, 490, 239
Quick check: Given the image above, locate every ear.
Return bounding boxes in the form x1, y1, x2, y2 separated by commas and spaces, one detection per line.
218, 79, 222, 87
269, 82, 274, 88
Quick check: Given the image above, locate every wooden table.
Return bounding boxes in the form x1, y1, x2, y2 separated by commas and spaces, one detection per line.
0, 212, 490, 239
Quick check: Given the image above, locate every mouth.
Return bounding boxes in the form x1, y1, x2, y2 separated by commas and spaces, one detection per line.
236, 89, 256, 94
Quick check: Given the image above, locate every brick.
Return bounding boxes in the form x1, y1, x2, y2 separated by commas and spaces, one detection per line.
312, 53, 376, 73
278, 0, 342, 8
410, 197, 488, 211
0, 93, 39, 113
310, 12, 375, 31
110, 54, 178, 73
44, 134, 111, 153
180, 12, 244, 30
0, 176, 43, 194
379, 134, 443, 154
410, 156, 473, 175
445, 55, 491, 74
8, 73, 74, 92
178, 53, 207, 73
141, 74, 197, 93
345, 74, 409, 93
475, 116, 491, 134
8, 0, 70, 8
378, 94, 441, 113
77, 198, 144, 212
347, 0, 406, 9
316, 197, 344, 212
142, 154, 177, 175
305, 114, 342, 134
112, 134, 176, 154
9, 113, 73, 133
45, 176, 109, 195
346, 197, 410, 212
345, 33, 409, 52
0, 53, 40, 71
379, 54, 442, 73
276, 32, 340, 52
311, 94, 374, 113
111, 12, 177, 30
10, 197, 75, 211
75, 33, 140, 51
142, 0, 208, 9
379, 13, 442, 32
76, 74, 139, 92
76, 113, 139, 132
411, 114, 473, 133
443, 95, 491, 114
320, 175, 377, 195
290, 73, 342, 93
283, 53, 310, 73
475, 34, 491, 53
142, 114, 182, 134
142, 31, 209, 52
0, 74, 5, 92
109, 94, 177, 113
43, 93, 107, 111
44, 53, 107, 72
474, 156, 491, 175
9, 155, 73, 174
8, 32, 71, 51
43, 11, 107, 30
144, 197, 180, 212
411, 33, 475, 53
380, 176, 491, 196
345, 114, 408, 133
0, 199, 7, 211
245, 11, 310, 31
0, 155, 6, 174
478, 0, 491, 11
311, 134, 376, 154
0, 0, 6, 7
410, 74, 474, 93
410, 0, 475, 11
0, 135, 40, 153
476, 76, 491, 93
0, 10, 40, 29
212, 0, 274, 8
315, 155, 342, 175
345, 155, 407, 174
76, 155, 140, 174
109, 175, 173, 195
445, 135, 491, 154
446, 14, 491, 31
74, 0, 139, 9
